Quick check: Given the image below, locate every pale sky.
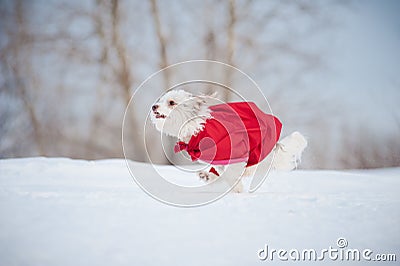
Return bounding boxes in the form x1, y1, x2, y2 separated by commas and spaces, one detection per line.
296, 0, 400, 137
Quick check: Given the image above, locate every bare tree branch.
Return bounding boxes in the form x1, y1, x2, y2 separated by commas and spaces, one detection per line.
223, 0, 237, 102
11, 0, 44, 155
149, 0, 170, 88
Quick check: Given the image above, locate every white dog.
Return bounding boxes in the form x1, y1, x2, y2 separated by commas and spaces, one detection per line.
151, 90, 307, 192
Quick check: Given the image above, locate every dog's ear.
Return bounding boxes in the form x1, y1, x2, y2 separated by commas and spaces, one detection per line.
208, 91, 218, 98
193, 91, 220, 110
191, 95, 212, 111
199, 91, 218, 99
193, 96, 205, 110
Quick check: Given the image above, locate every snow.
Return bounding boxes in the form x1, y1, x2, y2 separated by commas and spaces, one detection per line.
0, 157, 399, 265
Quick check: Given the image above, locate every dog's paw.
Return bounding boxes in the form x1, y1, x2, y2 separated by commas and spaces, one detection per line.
198, 171, 218, 182
232, 182, 244, 193
198, 171, 209, 181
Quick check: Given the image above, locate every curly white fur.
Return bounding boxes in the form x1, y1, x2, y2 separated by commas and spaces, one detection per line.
150, 90, 213, 142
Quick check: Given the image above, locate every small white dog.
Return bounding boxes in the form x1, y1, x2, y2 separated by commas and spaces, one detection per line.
151, 90, 307, 192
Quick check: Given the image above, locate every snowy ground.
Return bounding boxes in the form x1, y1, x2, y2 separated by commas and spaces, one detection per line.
0, 158, 399, 265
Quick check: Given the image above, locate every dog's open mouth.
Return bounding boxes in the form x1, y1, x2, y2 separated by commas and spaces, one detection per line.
154, 112, 166, 119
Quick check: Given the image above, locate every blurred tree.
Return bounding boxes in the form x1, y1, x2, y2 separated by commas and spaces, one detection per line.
0, 0, 398, 169
0, 0, 44, 156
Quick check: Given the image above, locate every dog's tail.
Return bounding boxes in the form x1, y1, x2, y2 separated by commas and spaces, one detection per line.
272, 131, 308, 171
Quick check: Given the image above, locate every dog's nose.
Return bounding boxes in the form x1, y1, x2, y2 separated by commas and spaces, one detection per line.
152, 105, 159, 111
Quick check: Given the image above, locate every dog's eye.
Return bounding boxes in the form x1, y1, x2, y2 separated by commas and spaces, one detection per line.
168, 100, 176, 106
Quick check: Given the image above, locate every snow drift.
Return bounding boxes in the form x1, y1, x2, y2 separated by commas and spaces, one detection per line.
0, 158, 399, 265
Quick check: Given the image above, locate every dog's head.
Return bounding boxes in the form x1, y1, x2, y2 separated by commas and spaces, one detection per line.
151, 90, 214, 140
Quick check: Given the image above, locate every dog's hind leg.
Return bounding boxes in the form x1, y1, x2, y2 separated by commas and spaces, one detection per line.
273, 131, 308, 171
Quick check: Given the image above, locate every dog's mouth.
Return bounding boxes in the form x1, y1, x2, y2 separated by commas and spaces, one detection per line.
154, 112, 166, 119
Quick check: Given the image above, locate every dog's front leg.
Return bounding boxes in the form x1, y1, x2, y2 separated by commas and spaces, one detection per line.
221, 162, 246, 193
198, 163, 246, 193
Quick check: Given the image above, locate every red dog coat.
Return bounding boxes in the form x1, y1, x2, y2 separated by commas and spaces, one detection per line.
174, 102, 282, 167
